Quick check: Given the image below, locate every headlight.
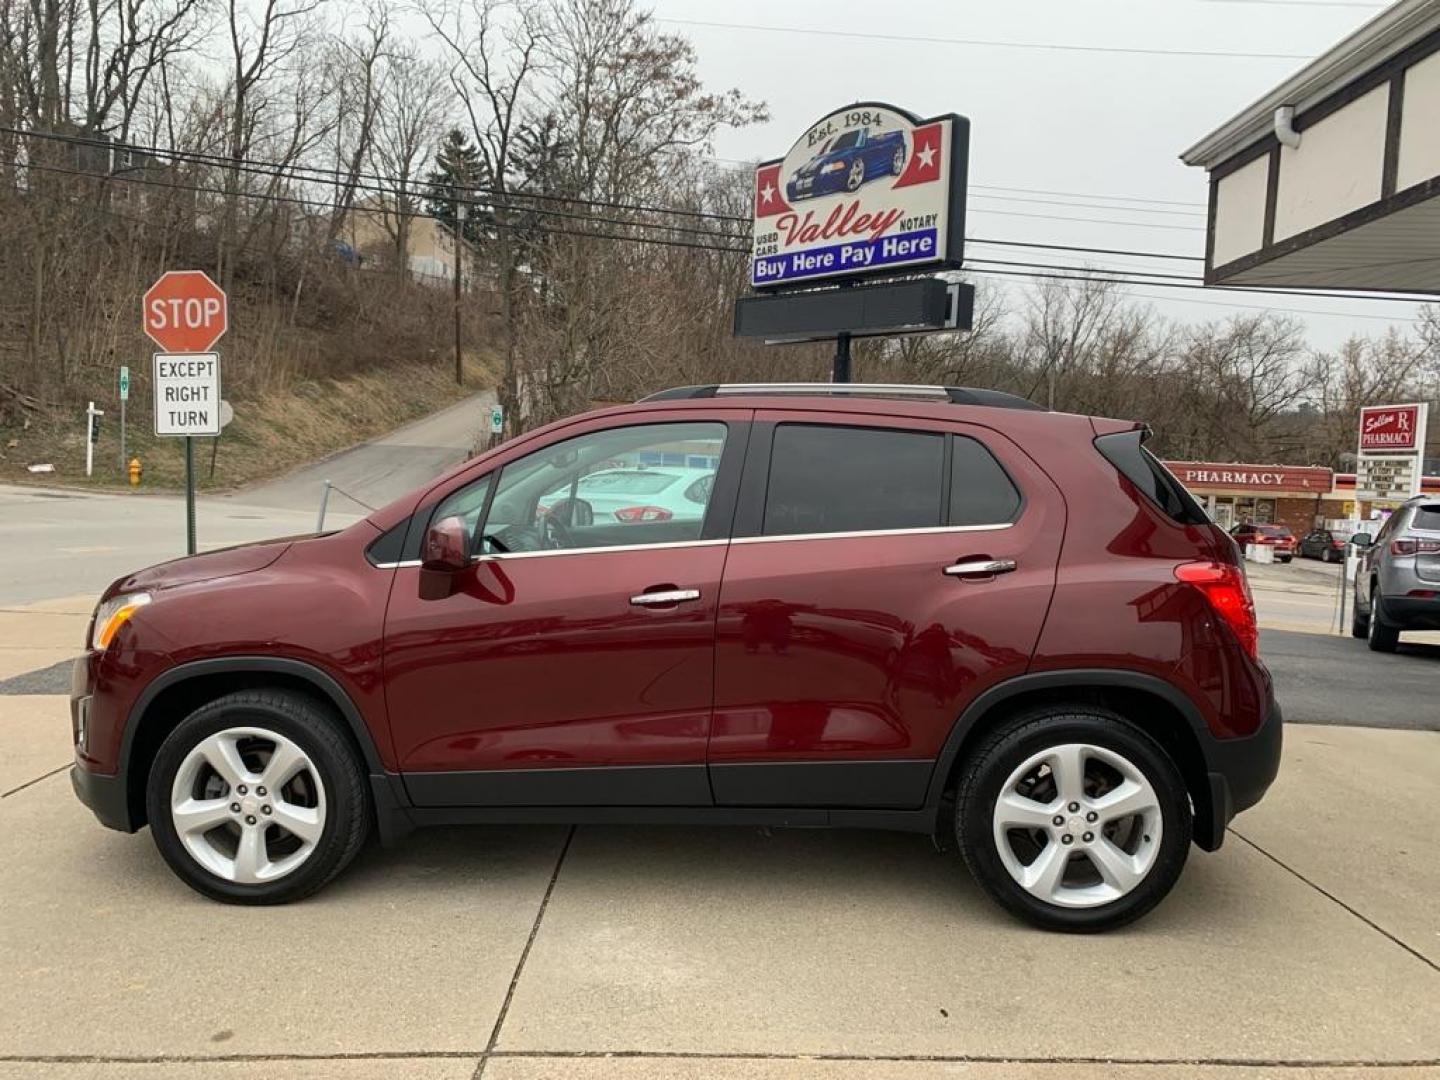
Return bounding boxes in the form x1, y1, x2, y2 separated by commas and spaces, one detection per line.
90, 592, 151, 651
823, 161, 845, 173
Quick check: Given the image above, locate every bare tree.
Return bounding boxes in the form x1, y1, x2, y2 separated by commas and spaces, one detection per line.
367, 42, 447, 277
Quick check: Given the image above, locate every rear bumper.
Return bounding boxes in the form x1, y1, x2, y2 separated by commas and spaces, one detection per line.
1378, 594, 1440, 630
1195, 694, 1283, 849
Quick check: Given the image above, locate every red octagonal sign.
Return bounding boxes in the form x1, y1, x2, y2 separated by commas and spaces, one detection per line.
143, 270, 228, 353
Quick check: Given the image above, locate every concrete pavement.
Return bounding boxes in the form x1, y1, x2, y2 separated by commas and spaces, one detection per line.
1, 690, 1437, 1076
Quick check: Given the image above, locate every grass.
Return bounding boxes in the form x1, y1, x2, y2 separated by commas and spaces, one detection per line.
0, 356, 494, 492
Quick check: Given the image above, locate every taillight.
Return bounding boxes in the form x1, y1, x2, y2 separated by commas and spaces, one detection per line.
614, 505, 672, 523
1175, 561, 1259, 659
1390, 538, 1440, 555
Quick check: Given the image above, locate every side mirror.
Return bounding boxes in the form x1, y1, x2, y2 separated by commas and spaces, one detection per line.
1350, 532, 1372, 548
422, 515, 471, 572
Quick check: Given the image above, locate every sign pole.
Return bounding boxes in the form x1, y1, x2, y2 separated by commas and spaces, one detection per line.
118, 365, 130, 470
85, 401, 97, 478
832, 332, 852, 383
184, 436, 197, 555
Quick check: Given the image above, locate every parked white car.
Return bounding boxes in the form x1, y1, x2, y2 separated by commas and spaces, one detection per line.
540, 466, 715, 524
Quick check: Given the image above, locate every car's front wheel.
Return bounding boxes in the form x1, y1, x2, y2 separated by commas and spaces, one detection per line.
145, 689, 370, 904
846, 159, 865, 191
956, 706, 1191, 932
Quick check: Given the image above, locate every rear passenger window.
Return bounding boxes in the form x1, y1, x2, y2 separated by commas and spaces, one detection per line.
1413, 505, 1440, 530
950, 436, 1021, 525
764, 424, 943, 536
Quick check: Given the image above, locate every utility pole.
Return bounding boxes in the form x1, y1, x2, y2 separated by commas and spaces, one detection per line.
832, 332, 852, 384
453, 188, 468, 387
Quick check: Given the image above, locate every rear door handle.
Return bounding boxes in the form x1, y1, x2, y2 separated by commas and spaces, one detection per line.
944, 558, 1017, 578
630, 588, 701, 606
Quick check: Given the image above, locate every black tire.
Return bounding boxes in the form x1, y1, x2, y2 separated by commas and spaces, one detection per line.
1324, 549, 1339, 564
1367, 591, 1400, 653
1278, 556, 1291, 564
1351, 604, 1369, 638
955, 705, 1191, 933
146, 689, 370, 904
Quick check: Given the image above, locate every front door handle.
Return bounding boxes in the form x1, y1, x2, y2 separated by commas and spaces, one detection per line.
630, 588, 701, 606
944, 557, 1017, 578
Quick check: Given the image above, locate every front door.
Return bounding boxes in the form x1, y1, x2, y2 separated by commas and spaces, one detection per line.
708, 411, 1064, 808
383, 415, 745, 807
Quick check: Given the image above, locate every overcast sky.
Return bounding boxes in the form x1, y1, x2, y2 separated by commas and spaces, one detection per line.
647, 0, 1416, 350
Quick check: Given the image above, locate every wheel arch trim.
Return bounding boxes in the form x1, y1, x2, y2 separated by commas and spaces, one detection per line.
121, 656, 387, 780
923, 668, 1210, 811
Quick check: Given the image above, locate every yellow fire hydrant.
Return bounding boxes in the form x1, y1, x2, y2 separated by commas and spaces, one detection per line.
128, 457, 142, 487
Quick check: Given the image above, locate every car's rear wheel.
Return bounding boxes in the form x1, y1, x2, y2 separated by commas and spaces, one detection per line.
1367, 590, 1400, 653
891, 147, 905, 174
956, 706, 1191, 932
146, 689, 369, 904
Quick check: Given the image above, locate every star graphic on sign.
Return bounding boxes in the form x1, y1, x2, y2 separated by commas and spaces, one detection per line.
760, 182, 776, 204
916, 142, 937, 169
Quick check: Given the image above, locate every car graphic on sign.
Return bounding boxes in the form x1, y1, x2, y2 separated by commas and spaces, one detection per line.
785, 128, 906, 201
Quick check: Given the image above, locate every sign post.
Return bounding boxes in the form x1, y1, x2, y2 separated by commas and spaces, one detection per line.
85, 401, 104, 478
118, 365, 129, 470
142, 270, 228, 555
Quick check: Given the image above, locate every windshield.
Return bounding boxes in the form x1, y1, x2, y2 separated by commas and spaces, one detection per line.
832, 131, 860, 150
1256, 525, 1291, 537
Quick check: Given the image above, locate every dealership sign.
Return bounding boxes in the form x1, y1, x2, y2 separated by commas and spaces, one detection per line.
1355, 402, 1428, 502
750, 103, 969, 289
1164, 462, 1333, 494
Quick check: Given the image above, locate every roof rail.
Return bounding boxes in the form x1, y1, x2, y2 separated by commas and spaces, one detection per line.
640, 383, 1045, 411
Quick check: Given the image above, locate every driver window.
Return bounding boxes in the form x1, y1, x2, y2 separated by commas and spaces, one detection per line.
477, 421, 727, 555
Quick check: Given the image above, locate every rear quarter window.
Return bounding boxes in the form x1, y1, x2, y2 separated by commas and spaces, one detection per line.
1412, 505, 1440, 531
1093, 430, 1208, 525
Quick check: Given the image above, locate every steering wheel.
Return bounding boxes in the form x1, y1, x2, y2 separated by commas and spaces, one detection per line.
539, 512, 573, 550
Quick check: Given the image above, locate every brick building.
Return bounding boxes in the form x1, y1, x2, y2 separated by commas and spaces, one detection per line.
1163, 460, 1440, 532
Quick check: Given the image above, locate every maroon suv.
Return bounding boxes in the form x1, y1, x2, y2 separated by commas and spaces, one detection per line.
71, 384, 1281, 931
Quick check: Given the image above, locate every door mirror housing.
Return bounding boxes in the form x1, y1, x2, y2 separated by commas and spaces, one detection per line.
423, 515, 471, 572
1350, 532, 1372, 548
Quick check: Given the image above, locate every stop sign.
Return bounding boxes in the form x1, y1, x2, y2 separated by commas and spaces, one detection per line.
143, 270, 228, 353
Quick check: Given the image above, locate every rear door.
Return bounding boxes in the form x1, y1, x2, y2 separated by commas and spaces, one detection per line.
707, 410, 1064, 809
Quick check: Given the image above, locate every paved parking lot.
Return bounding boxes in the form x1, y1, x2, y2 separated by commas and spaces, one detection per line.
2, 559, 1438, 1078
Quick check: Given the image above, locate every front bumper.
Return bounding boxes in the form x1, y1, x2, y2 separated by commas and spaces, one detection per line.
1195, 694, 1283, 849
71, 762, 136, 832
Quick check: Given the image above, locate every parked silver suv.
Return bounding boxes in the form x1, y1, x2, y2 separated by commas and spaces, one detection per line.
1351, 496, 1440, 652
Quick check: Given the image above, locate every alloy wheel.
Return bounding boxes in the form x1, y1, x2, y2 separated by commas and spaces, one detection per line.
169, 726, 327, 884
990, 742, 1162, 908
847, 160, 865, 190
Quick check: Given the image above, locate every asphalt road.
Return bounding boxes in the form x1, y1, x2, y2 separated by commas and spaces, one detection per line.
0, 391, 493, 607
1262, 626, 1440, 729
231, 389, 494, 514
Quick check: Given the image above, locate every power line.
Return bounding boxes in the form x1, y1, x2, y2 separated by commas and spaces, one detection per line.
657, 17, 1315, 60
969, 206, 1203, 231
970, 192, 1204, 218
968, 268, 1419, 321
966, 238, 1202, 262
12, 140, 1427, 313
969, 183, 1204, 209
28, 123, 1209, 235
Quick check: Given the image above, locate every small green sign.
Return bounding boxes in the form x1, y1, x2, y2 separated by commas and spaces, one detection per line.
118, 366, 130, 401
489, 405, 504, 434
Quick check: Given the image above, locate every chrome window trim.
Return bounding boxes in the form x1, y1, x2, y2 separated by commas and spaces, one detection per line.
373, 523, 1014, 568
733, 522, 1013, 545
478, 538, 726, 561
